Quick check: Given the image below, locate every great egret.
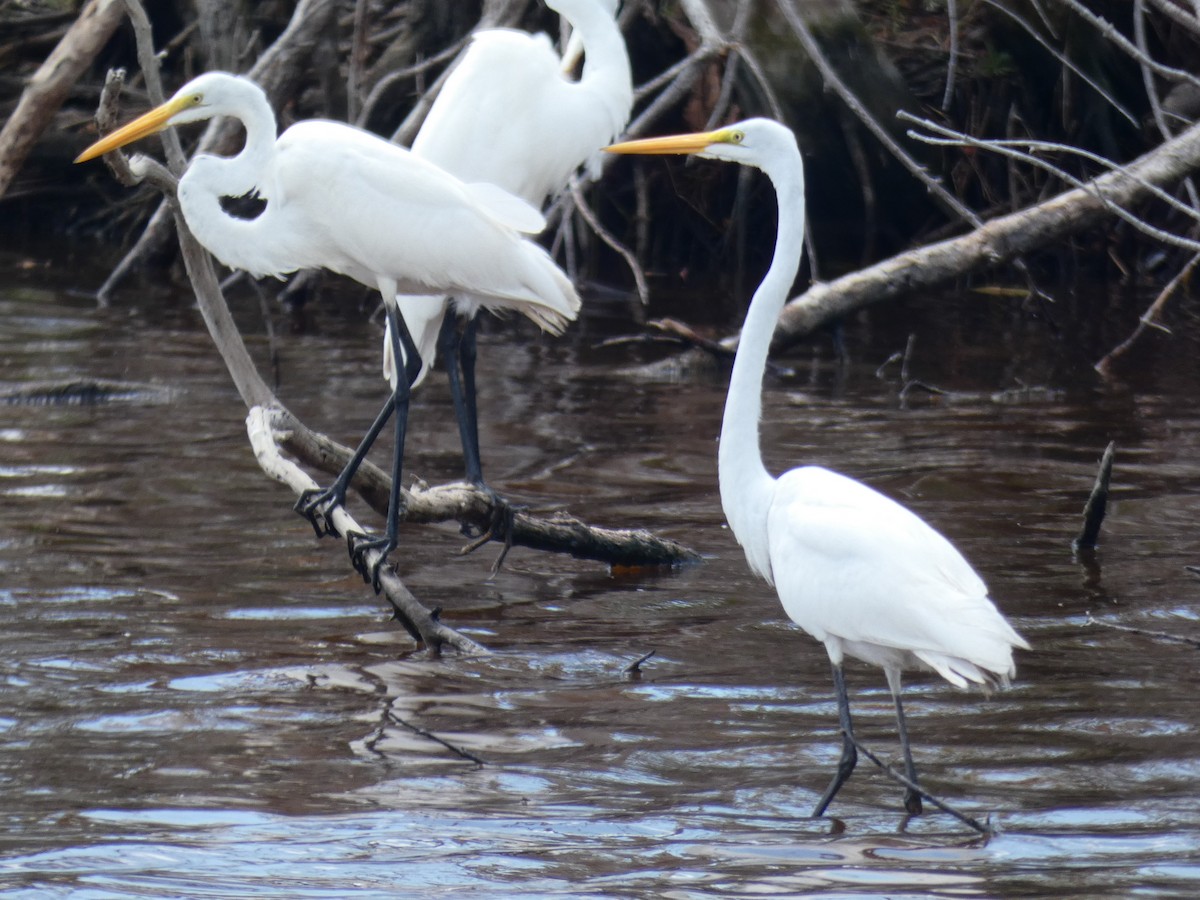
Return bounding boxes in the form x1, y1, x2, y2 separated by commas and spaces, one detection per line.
398, 0, 632, 494
75, 71, 580, 585
606, 120, 1029, 817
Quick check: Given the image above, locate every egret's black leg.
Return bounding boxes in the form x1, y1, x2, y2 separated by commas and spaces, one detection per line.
295, 395, 394, 537
438, 313, 516, 551
347, 304, 423, 592
439, 312, 485, 486
892, 685, 923, 815
813, 662, 858, 817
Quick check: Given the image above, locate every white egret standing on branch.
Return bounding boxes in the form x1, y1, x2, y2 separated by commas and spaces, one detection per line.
397, 0, 632, 502
75, 71, 579, 587
606, 120, 1029, 817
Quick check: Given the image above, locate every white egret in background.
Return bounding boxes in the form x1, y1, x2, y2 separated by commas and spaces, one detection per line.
76, 71, 579, 587
398, 0, 632, 503
606, 120, 1029, 817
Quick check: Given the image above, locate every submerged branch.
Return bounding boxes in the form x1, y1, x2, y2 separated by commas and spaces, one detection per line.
1085, 614, 1200, 650
1073, 442, 1115, 553
247, 407, 489, 656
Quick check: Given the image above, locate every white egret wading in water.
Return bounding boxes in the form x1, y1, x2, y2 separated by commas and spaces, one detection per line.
76, 72, 579, 587
396, 0, 631, 503
606, 120, 1029, 817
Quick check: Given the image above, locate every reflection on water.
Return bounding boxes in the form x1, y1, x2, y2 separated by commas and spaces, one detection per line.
2, 250, 1200, 897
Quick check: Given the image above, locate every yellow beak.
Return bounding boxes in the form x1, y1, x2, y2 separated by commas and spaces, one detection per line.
74, 95, 191, 163
605, 129, 727, 156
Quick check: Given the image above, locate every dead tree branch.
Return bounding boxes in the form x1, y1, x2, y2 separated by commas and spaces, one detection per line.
0, 0, 125, 198
268, 404, 700, 568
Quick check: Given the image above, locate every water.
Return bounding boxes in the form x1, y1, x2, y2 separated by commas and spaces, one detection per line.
3, 246, 1200, 897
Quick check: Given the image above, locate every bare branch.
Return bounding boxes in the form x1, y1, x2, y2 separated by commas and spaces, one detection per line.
0, 0, 125, 198
1057, 0, 1200, 93
775, 1, 983, 229
979, 0, 1140, 127
567, 176, 649, 304
905, 115, 1200, 251
942, 0, 959, 112
1146, 0, 1200, 36
247, 407, 490, 655
1096, 251, 1200, 374
1135, 0, 1200, 210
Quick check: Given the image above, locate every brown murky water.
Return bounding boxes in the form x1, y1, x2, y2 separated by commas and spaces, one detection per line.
3, 245, 1200, 897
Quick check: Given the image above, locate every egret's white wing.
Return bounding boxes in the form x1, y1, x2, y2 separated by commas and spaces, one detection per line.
767, 466, 1025, 679
270, 121, 578, 326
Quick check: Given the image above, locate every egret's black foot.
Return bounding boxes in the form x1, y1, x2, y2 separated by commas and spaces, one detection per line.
460, 485, 522, 573
812, 737, 858, 818
462, 484, 522, 542
294, 486, 343, 538
347, 529, 396, 594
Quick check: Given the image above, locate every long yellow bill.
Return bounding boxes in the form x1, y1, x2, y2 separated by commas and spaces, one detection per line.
605, 127, 737, 156
74, 95, 191, 163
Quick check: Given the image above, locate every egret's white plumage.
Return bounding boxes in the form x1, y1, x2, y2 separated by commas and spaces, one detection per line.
76, 71, 581, 582
77, 72, 578, 330
606, 119, 1029, 817
393, 0, 632, 418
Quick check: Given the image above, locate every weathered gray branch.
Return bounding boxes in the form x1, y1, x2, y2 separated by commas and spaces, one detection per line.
273, 405, 700, 568
0, 0, 124, 198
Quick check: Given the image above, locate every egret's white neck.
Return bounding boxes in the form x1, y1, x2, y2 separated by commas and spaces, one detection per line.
577, 4, 629, 98
176, 85, 280, 277
717, 144, 806, 583
559, 0, 631, 133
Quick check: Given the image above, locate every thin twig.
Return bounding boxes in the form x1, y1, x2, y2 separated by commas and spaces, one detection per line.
903, 114, 1200, 252
776, 2, 982, 228
942, 0, 959, 112
1057, 0, 1200, 94
1085, 614, 1200, 649
568, 176, 649, 304
979, 0, 1140, 127
1135, 0, 1200, 209
1147, 0, 1200, 35
384, 708, 487, 766
1096, 252, 1200, 374
358, 34, 468, 130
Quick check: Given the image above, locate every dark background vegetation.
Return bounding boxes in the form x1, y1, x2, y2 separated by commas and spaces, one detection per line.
2, 0, 1198, 316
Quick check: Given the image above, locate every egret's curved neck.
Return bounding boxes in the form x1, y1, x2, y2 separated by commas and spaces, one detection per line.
562, 0, 631, 119
718, 145, 806, 568
176, 86, 279, 275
